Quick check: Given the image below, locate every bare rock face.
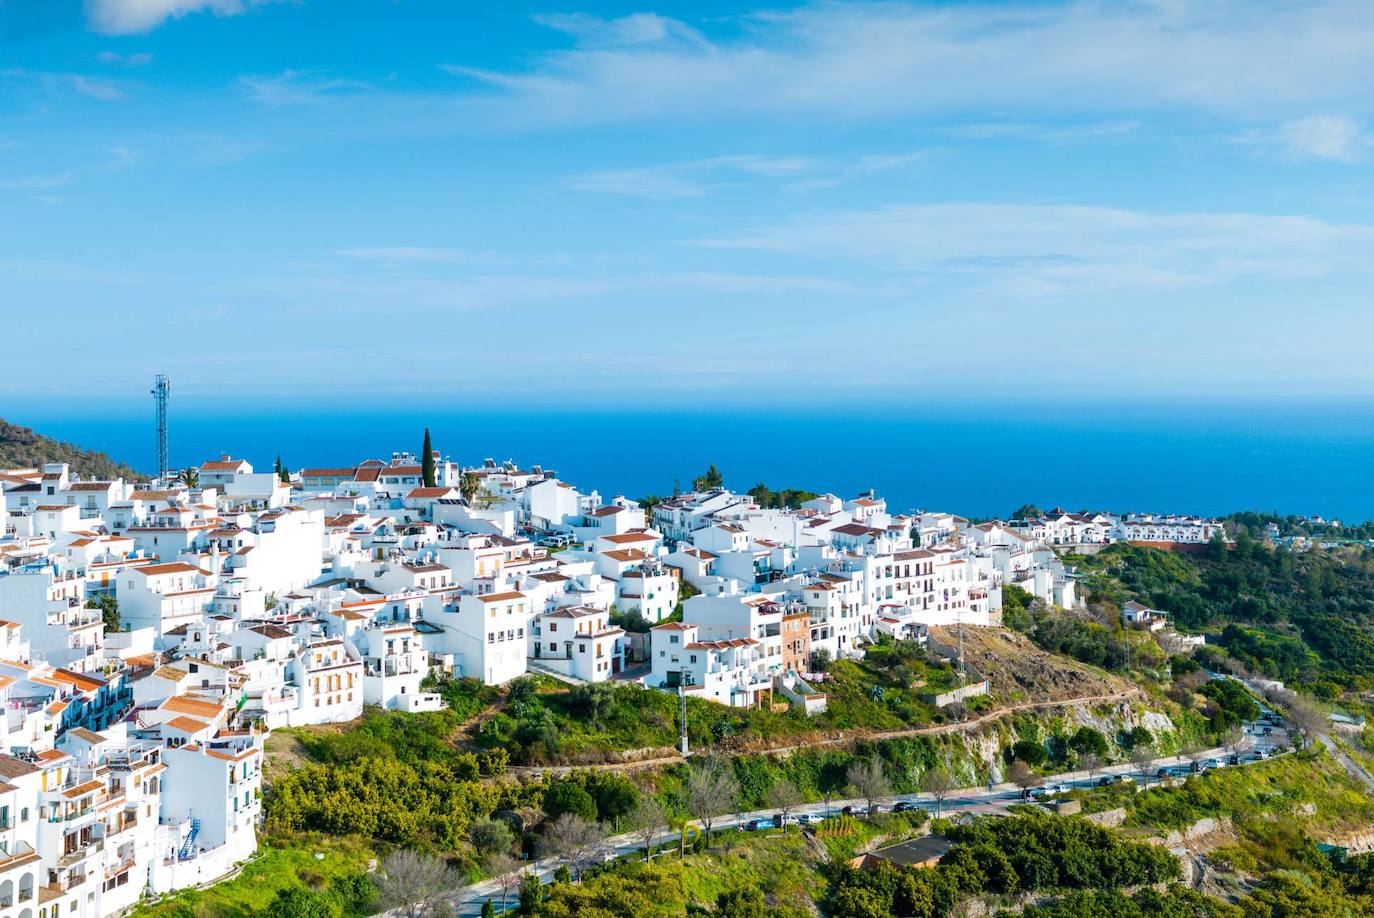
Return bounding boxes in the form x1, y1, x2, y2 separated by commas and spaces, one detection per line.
929, 625, 1132, 704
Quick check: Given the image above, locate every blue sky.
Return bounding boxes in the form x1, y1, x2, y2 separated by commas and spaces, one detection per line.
3, 0, 1374, 411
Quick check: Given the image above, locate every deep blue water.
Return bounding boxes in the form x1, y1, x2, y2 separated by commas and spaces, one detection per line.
14, 401, 1374, 523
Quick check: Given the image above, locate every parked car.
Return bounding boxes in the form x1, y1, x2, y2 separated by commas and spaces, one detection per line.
1097, 776, 1113, 787
893, 800, 921, 813
1262, 726, 1274, 735
1156, 767, 1173, 779
841, 805, 865, 817
797, 813, 825, 826
744, 818, 776, 832
1227, 754, 1240, 766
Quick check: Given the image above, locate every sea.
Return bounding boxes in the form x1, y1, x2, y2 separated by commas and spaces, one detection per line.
14, 400, 1374, 523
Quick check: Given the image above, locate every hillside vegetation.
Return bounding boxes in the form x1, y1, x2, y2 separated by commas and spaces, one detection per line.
0, 416, 143, 480
1067, 535, 1374, 699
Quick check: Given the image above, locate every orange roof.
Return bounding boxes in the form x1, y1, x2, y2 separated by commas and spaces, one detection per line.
601, 531, 658, 544
476, 591, 525, 603
603, 548, 650, 563
161, 696, 223, 719
200, 459, 248, 472
164, 716, 210, 734
52, 668, 106, 692
135, 562, 207, 577
62, 779, 105, 799
406, 487, 456, 499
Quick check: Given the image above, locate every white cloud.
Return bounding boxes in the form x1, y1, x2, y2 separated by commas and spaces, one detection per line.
96, 50, 154, 67
454, 2, 1374, 127
851, 151, 930, 173
0, 172, 75, 191
941, 121, 1140, 143
1276, 115, 1366, 162
694, 202, 1374, 296
69, 75, 126, 101
334, 247, 513, 267
85, 0, 271, 35
565, 154, 816, 199
239, 70, 375, 106
565, 167, 707, 199
532, 12, 708, 49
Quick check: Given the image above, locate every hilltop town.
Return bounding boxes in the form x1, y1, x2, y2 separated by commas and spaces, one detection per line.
0, 442, 1237, 916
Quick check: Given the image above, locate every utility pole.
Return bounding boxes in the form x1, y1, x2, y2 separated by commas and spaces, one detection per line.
151, 374, 170, 482
678, 669, 690, 756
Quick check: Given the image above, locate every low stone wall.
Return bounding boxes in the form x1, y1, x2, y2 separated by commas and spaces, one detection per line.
923, 681, 989, 707
1083, 807, 1127, 828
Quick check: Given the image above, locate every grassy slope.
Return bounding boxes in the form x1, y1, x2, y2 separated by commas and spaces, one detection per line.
1074, 751, 1374, 876
0, 417, 143, 479
127, 834, 375, 917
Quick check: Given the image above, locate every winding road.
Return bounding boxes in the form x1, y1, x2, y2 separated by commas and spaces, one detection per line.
449, 712, 1289, 916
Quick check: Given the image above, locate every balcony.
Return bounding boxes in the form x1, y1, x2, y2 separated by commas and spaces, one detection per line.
58, 837, 103, 868
48, 805, 94, 824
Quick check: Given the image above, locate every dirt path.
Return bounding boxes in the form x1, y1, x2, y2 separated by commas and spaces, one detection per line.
1322, 735, 1374, 793
509, 686, 1144, 777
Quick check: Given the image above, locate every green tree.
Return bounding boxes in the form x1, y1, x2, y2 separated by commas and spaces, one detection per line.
421, 428, 436, 488
543, 781, 598, 823
1121, 727, 1154, 752
568, 683, 614, 729
692, 464, 724, 491
715, 887, 770, 918
1069, 726, 1109, 759
1011, 739, 1047, 767
276, 455, 290, 484
265, 886, 336, 918
86, 593, 120, 632
469, 817, 515, 857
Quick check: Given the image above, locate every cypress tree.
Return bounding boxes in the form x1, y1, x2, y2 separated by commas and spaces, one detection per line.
421, 428, 436, 488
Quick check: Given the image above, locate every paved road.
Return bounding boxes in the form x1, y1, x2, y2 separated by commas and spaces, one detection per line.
450, 716, 1289, 915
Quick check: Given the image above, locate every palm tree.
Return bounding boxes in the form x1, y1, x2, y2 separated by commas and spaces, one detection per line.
669, 815, 699, 858
461, 471, 482, 504
179, 467, 199, 489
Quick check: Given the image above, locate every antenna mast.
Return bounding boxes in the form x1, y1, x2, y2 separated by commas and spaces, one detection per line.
151, 374, 170, 481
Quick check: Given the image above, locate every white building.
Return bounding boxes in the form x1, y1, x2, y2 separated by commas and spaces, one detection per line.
529, 606, 625, 681
648, 622, 771, 708
428, 591, 532, 684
